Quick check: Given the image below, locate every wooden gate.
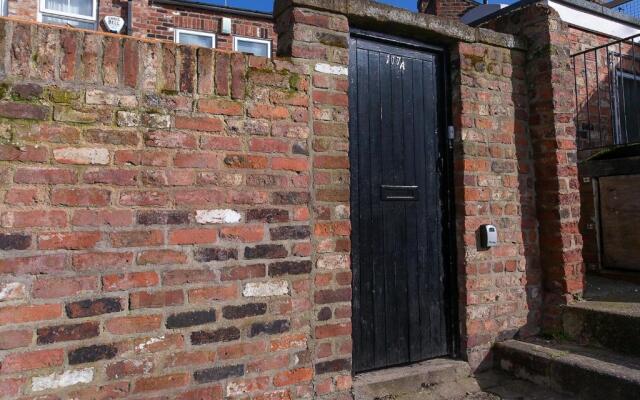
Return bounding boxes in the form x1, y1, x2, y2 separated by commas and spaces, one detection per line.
349, 33, 453, 373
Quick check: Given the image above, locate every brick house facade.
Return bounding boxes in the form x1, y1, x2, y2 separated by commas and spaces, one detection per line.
1, 0, 276, 56
0, 0, 603, 398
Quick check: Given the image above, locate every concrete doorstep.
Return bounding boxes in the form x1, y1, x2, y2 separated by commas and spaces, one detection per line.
352, 358, 575, 399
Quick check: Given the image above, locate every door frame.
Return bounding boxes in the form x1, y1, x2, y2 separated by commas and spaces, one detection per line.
348, 29, 459, 372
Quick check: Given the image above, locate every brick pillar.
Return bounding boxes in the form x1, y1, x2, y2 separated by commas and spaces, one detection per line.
486, 4, 584, 331
274, 1, 353, 398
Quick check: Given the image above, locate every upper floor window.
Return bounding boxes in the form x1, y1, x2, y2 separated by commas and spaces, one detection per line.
0, 0, 7, 17
175, 29, 216, 48
39, 0, 97, 30
234, 36, 271, 58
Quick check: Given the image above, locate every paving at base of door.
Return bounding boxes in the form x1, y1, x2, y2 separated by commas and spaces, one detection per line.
353, 359, 574, 400
392, 371, 575, 400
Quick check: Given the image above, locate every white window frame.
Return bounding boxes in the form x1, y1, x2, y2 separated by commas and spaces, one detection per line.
38, 0, 98, 24
174, 28, 217, 48
233, 36, 272, 58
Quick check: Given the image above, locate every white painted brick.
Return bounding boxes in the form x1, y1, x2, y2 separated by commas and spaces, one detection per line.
315, 63, 348, 76
196, 209, 241, 224
32, 368, 94, 392
53, 148, 109, 165
243, 281, 289, 297
317, 254, 350, 270
0, 282, 26, 301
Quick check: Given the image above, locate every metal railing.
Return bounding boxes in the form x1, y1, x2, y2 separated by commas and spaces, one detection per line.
572, 33, 640, 150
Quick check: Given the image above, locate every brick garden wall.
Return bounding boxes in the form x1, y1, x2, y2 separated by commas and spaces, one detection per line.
0, 16, 351, 399
452, 41, 540, 368
0, 0, 586, 397
132, 1, 277, 55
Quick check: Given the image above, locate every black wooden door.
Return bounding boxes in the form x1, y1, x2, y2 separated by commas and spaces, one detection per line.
349, 34, 451, 373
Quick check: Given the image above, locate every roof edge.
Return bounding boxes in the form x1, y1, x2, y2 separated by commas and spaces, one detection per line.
152, 0, 273, 19
469, 0, 640, 29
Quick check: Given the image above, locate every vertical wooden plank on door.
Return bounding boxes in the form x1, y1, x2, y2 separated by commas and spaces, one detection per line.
357, 45, 375, 370
405, 57, 421, 362
348, 37, 362, 371
368, 50, 387, 370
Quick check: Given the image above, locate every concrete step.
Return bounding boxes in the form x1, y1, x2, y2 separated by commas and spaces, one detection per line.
494, 338, 640, 400
352, 359, 474, 400
563, 301, 640, 357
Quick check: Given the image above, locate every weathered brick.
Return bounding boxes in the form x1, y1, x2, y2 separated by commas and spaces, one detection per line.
137, 210, 190, 225
215, 52, 231, 96
106, 315, 162, 335
66, 298, 123, 319
32, 276, 98, 299
222, 303, 267, 319
38, 232, 101, 250
270, 226, 311, 240
0, 304, 62, 325
85, 129, 140, 146
220, 225, 264, 243
175, 116, 224, 132
315, 358, 351, 374
110, 230, 164, 248
0, 330, 33, 350
0, 102, 49, 120
0, 254, 66, 275
244, 245, 288, 260
189, 285, 238, 303
194, 247, 239, 262
269, 261, 312, 276
249, 320, 290, 337
221, 264, 266, 281
37, 322, 99, 344
130, 290, 184, 309
137, 250, 187, 265
133, 373, 189, 393
0, 349, 64, 373
191, 327, 241, 345
198, 98, 243, 115
69, 344, 119, 365
103, 271, 160, 291
224, 154, 269, 169
0, 234, 31, 250
273, 368, 313, 387
0, 144, 48, 162
247, 209, 289, 223
166, 309, 217, 329
72, 252, 134, 271
194, 365, 244, 384
51, 188, 110, 207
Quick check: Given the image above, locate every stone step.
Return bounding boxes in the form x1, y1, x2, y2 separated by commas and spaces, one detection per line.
494, 338, 640, 400
563, 301, 640, 357
352, 359, 474, 400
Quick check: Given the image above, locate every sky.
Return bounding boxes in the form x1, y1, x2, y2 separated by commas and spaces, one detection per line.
190, 0, 512, 13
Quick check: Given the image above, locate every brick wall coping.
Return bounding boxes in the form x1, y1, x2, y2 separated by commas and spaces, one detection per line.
274, 0, 527, 50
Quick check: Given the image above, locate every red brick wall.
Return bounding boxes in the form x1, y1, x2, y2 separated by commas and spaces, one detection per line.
7, 0, 126, 32
0, 17, 318, 399
6, 0, 37, 20
4, 0, 276, 54
452, 41, 539, 368
132, 1, 277, 55
486, 4, 583, 329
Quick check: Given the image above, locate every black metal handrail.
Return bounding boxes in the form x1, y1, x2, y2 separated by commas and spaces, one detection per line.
571, 33, 640, 151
